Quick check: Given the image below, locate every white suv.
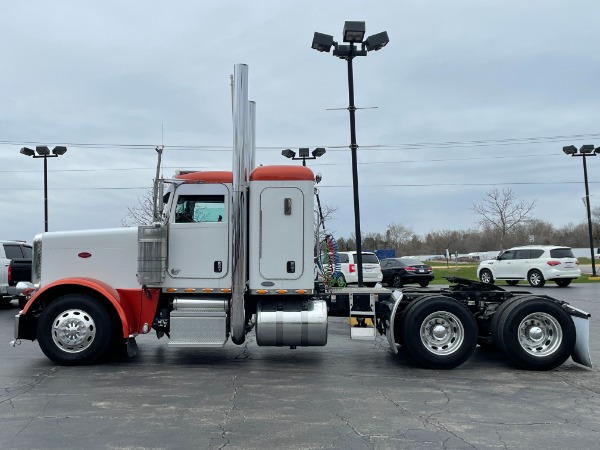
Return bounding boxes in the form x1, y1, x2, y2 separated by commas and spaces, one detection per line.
477, 245, 581, 287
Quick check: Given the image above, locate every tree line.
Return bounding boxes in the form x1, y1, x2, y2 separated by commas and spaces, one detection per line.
334, 219, 596, 257
330, 188, 600, 256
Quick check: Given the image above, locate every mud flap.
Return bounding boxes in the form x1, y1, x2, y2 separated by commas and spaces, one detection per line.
563, 304, 592, 368
571, 315, 592, 368
385, 290, 403, 355
127, 337, 138, 357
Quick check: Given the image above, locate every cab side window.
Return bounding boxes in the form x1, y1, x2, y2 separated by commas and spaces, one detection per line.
175, 195, 225, 223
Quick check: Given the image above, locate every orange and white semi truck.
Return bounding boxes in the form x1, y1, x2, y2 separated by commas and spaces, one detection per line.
11, 65, 592, 371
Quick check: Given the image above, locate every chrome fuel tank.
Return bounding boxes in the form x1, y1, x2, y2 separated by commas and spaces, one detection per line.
255, 299, 328, 347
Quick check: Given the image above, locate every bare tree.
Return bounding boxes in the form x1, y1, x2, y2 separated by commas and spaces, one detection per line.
314, 203, 339, 255
122, 189, 155, 227
471, 187, 536, 249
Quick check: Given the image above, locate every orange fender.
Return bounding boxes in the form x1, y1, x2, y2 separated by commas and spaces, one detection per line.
22, 277, 155, 338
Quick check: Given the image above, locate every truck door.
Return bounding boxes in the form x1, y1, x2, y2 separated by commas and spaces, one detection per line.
167, 183, 229, 282
259, 187, 304, 279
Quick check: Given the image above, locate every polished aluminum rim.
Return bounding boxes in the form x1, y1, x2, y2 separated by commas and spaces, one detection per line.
420, 311, 464, 355
51, 309, 96, 353
517, 312, 562, 357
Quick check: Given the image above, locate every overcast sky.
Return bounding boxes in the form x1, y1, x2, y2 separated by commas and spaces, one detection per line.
2, 1, 600, 245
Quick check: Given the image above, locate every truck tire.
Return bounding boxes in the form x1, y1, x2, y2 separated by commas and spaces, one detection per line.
0, 296, 12, 307
37, 294, 113, 366
490, 296, 536, 352
496, 297, 575, 370
400, 296, 477, 369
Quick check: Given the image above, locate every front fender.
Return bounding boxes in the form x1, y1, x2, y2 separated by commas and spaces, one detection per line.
20, 277, 138, 339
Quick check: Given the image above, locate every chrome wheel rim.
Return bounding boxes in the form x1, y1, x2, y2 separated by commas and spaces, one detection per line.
517, 312, 562, 357
420, 311, 465, 355
51, 309, 96, 353
480, 271, 492, 283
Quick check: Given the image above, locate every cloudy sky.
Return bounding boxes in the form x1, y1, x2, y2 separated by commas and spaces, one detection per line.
2, 1, 600, 244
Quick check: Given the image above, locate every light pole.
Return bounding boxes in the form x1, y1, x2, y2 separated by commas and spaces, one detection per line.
563, 144, 599, 276
312, 21, 389, 287
20, 145, 68, 232
281, 147, 326, 166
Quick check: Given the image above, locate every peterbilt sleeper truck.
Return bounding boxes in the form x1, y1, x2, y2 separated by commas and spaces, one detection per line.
11, 65, 592, 371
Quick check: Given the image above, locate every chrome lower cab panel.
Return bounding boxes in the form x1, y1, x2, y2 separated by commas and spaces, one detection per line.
256, 299, 328, 347
168, 297, 229, 348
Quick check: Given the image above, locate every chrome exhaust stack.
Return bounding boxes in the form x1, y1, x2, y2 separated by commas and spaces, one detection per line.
230, 63, 253, 345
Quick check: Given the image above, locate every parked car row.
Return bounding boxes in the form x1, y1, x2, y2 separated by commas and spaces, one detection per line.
317, 251, 435, 288
317, 244, 581, 290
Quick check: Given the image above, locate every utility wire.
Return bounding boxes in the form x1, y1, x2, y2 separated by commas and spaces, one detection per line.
1, 180, 597, 191
2, 131, 600, 152
0, 152, 568, 174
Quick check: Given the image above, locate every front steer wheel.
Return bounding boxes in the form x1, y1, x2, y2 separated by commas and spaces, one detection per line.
400, 296, 478, 369
37, 294, 113, 366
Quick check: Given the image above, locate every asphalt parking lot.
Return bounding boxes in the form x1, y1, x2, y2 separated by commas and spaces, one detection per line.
1, 284, 599, 450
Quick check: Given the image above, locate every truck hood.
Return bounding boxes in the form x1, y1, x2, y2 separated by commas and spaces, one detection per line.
40, 227, 140, 289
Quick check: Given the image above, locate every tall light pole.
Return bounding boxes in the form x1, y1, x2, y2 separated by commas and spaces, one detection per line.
312, 21, 389, 287
20, 145, 68, 232
563, 144, 598, 276
281, 147, 326, 166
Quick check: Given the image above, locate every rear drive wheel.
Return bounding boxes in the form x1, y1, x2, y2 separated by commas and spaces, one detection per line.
491, 296, 536, 352
497, 297, 575, 370
506, 280, 519, 286
400, 296, 478, 369
555, 279, 572, 287
37, 294, 113, 366
479, 269, 494, 284
418, 281, 430, 287
391, 274, 403, 288
528, 270, 545, 287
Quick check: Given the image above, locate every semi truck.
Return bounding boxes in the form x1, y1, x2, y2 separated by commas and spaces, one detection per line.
11, 65, 592, 371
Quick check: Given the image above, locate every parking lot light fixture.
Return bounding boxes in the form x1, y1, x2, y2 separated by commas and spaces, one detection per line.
311, 21, 389, 286
20, 145, 68, 232
563, 144, 597, 276
281, 147, 326, 166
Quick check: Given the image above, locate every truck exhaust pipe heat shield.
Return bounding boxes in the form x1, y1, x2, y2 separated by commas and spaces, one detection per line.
230, 63, 252, 345
255, 299, 328, 347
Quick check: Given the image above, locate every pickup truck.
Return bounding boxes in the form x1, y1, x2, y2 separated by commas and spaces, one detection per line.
0, 241, 32, 308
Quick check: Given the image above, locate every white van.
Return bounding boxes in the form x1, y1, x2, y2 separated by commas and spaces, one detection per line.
336, 251, 383, 287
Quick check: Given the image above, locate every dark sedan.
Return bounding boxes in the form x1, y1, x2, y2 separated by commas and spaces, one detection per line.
380, 257, 435, 288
